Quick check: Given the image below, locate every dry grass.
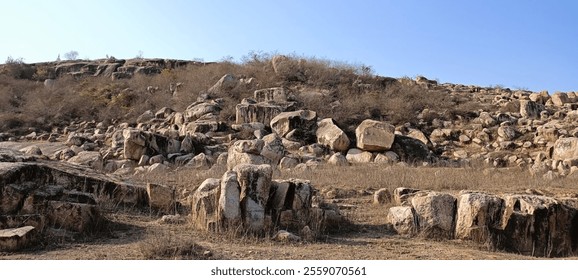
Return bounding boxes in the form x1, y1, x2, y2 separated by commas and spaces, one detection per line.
0, 52, 487, 136
3, 164, 577, 260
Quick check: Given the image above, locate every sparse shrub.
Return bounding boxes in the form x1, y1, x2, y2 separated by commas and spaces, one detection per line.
138, 231, 213, 260
1, 56, 35, 79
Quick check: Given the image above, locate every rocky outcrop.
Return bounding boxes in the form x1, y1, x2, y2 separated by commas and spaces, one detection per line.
388, 188, 578, 257
190, 163, 343, 236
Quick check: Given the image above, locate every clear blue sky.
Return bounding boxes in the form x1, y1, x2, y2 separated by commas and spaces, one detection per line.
2, 0, 577, 92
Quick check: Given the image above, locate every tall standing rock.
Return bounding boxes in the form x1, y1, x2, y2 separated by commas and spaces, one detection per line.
233, 164, 273, 231
218, 171, 241, 228
355, 119, 395, 152
191, 178, 221, 231
316, 118, 350, 152
411, 191, 457, 239
454, 192, 504, 245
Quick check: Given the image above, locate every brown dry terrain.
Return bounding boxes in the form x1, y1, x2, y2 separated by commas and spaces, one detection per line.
1, 163, 577, 260
1, 54, 578, 260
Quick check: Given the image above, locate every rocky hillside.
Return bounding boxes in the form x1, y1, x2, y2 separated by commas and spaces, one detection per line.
2, 55, 577, 177
1, 54, 578, 257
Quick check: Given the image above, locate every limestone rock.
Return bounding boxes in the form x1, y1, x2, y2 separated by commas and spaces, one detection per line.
254, 87, 289, 103
186, 153, 211, 170
387, 206, 417, 235
553, 137, 578, 161
46, 201, 100, 232
235, 103, 283, 125
355, 119, 395, 152
328, 152, 349, 166
146, 183, 175, 211
208, 74, 238, 94
346, 148, 374, 163
390, 135, 434, 163
123, 129, 147, 160
233, 164, 273, 231
454, 192, 504, 244
411, 192, 457, 239
67, 151, 104, 170
191, 178, 221, 231
0, 226, 38, 251
499, 195, 575, 257
19, 146, 42, 155
270, 110, 317, 142
279, 156, 299, 169
316, 118, 350, 152
218, 171, 241, 227
551, 92, 569, 107
393, 187, 421, 206
269, 179, 313, 229
373, 188, 392, 204
260, 134, 285, 165
519, 100, 543, 119
227, 140, 266, 170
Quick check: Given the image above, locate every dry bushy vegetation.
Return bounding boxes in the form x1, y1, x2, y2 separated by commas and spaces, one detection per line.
0, 52, 487, 136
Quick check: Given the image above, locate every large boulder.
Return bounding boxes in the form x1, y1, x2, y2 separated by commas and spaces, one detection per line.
208, 74, 238, 94
519, 100, 543, 119
233, 164, 273, 231
551, 92, 569, 107
346, 148, 374, 163
411, 192, 457, 239
270, 110, 317, 142
146, 183, 175, 211
355, 119, 395, 152
0, 226, 38, 251
191, 178, 221, 231
67, 151, 104, 170
552, 137, 578, 161
45, 201, 100, 232
260, 133, 285, 165
226, 140, 266, 170
316, 118, 350, 152
217, 171, 241, 228
387, 206, 417, 235
184, 101, 221, 122
122, 129, 169, 160
254, 87, 289, 103
390, 135, 435, 163
499, 195, 575, 257
235, 103, 284, 125
454, 192, 504, 244
123, 129, 147, 160
269, 179, 313, 229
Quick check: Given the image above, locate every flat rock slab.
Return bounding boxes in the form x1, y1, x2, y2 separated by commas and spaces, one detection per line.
0, 226, 37, 251
0, 160, 147, 207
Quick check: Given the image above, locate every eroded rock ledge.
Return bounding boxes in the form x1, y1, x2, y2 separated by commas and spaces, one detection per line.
387, 187, 578, 257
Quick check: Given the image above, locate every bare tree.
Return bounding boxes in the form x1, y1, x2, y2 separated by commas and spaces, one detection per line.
64, 51, 79, 60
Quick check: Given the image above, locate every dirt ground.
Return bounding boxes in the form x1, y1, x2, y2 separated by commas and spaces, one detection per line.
1, 164, 577, 260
